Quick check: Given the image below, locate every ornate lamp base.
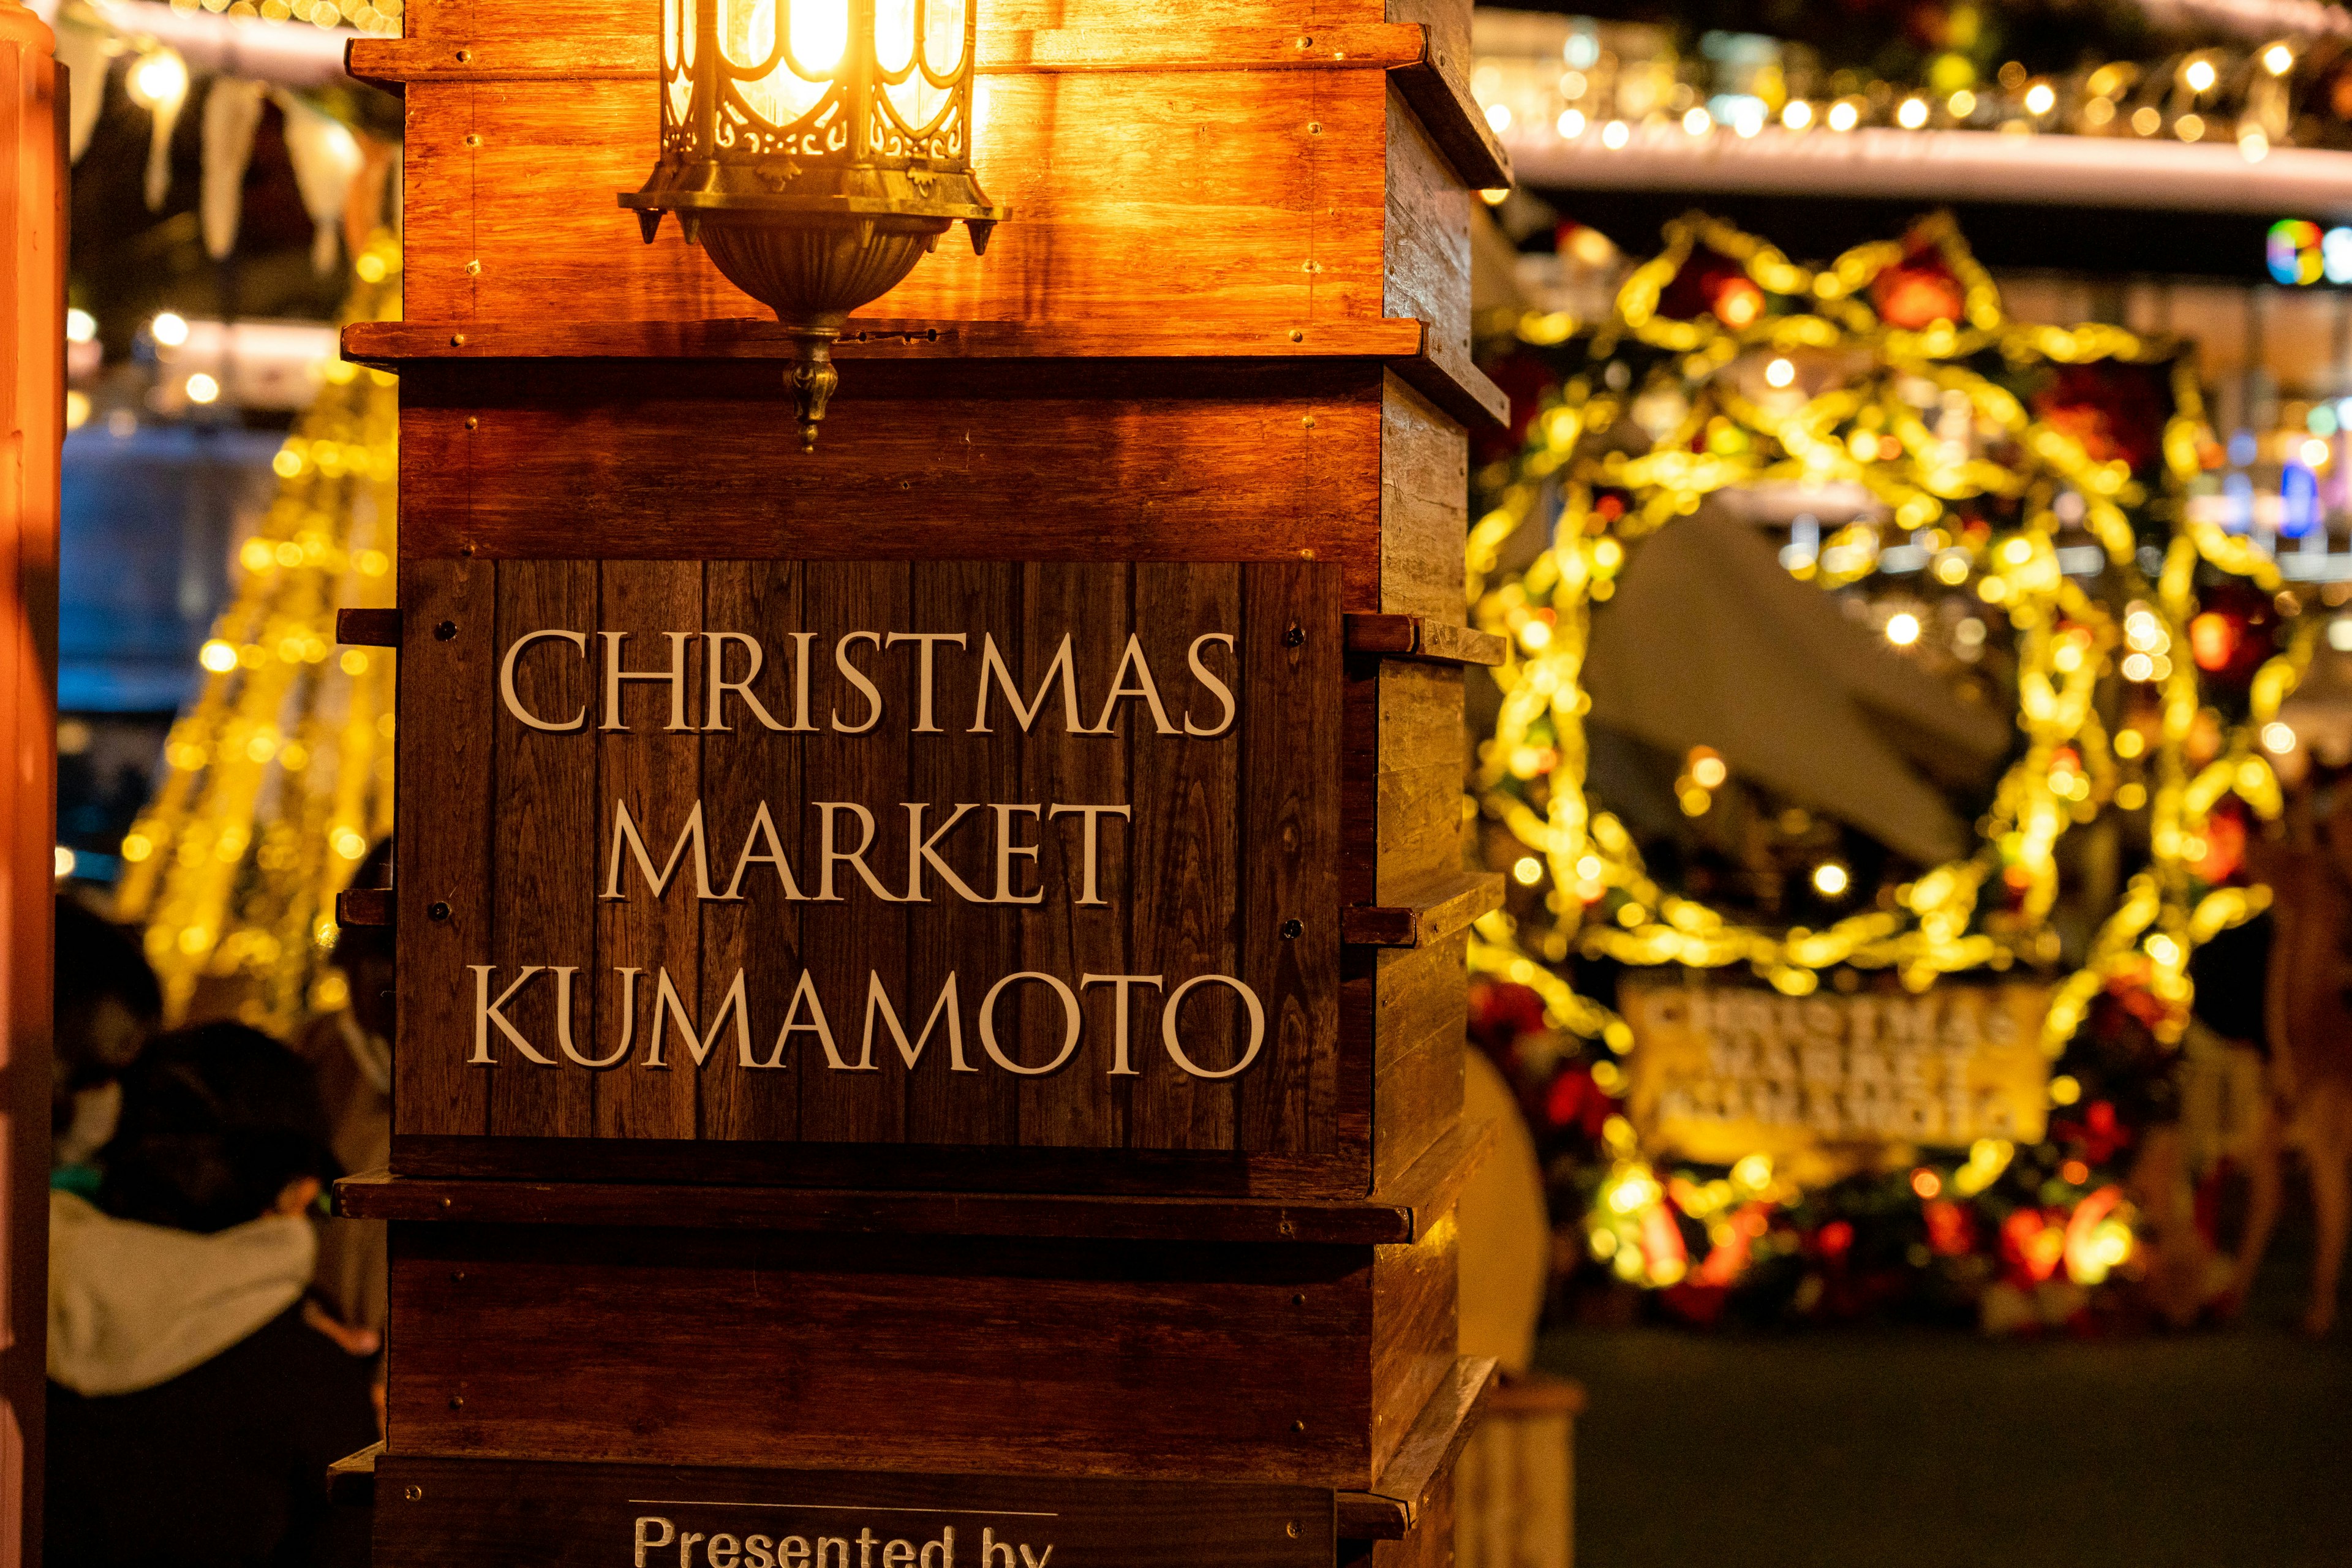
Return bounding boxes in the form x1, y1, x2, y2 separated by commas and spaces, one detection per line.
622, 167, 1006, 450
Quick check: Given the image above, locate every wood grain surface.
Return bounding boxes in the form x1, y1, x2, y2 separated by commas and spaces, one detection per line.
372, 1454, 1336, 1568
393, 559, 1348, 1182
390, 1224, 1389, 1484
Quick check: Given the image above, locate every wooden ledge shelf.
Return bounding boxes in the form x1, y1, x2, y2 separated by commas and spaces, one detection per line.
1336, 1355, 1500, 1539
337, 1118, 1496, 1245
1344, 612, 1507, 666
342, 317, 1509, 429
346, 24, 1505, 188
1341, 870, 1506, 949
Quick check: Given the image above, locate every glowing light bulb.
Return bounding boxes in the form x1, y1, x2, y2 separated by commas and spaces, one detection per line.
1512, 856, 1544, 886
151, 311, 189, 348
1682, 106, 1711, 135
1691, 754, 1728, 789
199, 639, 239, 674
1827, 100, 1860, 132
2024, 81, 2056, 115
1765, 356, 1795, 388
1948, 89, 1976, 117
1782, 100, 1812, 130
1812, 862, 1850, 897
1600, 119, 1629, 149
1896, 96, 1928, 129
184, 372, 221, 405
2263, 720, 2297, 754
1885, 611, 1922, 646
127, 48, 189, 111
1556, 108, 1586, 138
65, 307, 94, 344
2184, 58, 2217, 94
2264, 42, 2295, 75
791, 0, 851, 72
1484, 102, 1512, 134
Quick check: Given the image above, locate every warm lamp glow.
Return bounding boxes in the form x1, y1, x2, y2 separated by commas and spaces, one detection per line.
627, 0, 1004, 448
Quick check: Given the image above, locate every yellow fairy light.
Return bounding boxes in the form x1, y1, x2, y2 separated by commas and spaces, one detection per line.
1885, 611, 1921, 646
1812, 862, 1850, 897
1897, 96, 1928, 128
2264, 42, 2294, 74
2262, 720, 2297, 754
2184, 58, 2217, 94
1827, 99, 1860, 132
118, 232, 403, 1030
1512, 856, 1544, 886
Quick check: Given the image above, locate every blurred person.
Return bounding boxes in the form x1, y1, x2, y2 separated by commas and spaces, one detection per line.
297, 839, 392, 1343
2235, 793, 2352, 1336
53, 895, 162, 1180
47, 1023, 377, 1568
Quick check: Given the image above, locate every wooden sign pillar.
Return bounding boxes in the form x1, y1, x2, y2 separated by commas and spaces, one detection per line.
336, 0, 1511, 1559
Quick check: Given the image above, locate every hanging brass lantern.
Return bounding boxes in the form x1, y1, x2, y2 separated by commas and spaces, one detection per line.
623, 0, 1006, 449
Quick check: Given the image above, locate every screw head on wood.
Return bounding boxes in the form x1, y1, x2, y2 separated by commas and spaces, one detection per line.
1292, 1419, 1306, 1434
429, 901, 451, 921
1287, 1523, 1300, 1540
404, 1485, 423, 1502
1280, 918, 1303, 940
1283, 624, 1305, 647
434, 620, 458, 641
1292, 1293, 1307, 1306
464, 415, 479, 430
450, 1395, 465, 1409
1287, 328, 1303, 343
454, 48, 470, 62
1308, 123, 1322, 134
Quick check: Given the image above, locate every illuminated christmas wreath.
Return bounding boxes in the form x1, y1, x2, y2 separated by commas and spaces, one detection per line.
1465, 211, 2316, 1076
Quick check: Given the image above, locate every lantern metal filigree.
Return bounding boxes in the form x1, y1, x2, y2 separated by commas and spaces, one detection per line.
622, 0, 1007, 448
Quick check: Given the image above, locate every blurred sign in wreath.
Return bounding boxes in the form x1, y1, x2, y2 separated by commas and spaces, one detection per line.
1466, 211, 2309, 1088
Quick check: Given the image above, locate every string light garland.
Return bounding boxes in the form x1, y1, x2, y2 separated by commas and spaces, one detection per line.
113, 232, 401, 1031
1464, 211, 2305, 1108
1473, 34, 2352, 162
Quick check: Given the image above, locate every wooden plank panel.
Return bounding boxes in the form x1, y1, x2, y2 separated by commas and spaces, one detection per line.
794, 563, 911, 1143
904, 561, 1022, 1145
1238, 565, 1343, 1155
1374, 657, 1466, 900
1378, 375, 1471, 620
698, 561, 805, 1142
394, 374, 1383, 606
390, 1226, 1378, 1485
1372, 1013, 1465, 1193
371, 1453, 1337, 1568
487, 559, 598, 1139
592, 560, 704, 1140
1382, 89, 1472, 366
1366, 1218, 1457, 1481
409, 0, 1401, 39
1016, 563, 1129, 1148
398, 71, 1388, 326
396, 557, 494, 1140
1129, 563, 1242, 1151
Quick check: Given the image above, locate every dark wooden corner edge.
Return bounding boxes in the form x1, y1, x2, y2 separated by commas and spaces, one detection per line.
1374, 1116, 1497, 1242
1344, 613, 1507, 666
326, 1441, 382, 1507
1341, 870, 1506, 949
1336, 1356, 1501, 1539
335, 887, 393, 929
1386, 32, 1512, 192
336, 606, 401, 647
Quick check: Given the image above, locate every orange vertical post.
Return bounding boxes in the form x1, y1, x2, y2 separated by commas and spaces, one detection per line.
0, 3, 58, 1564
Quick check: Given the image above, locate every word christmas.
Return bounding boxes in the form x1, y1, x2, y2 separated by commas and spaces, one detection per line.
1622, 985, 2049, 1153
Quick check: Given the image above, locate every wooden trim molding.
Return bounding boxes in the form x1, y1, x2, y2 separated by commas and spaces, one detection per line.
341, 317, 1509, 429
1341, 871, 1505, 949
1389, 37, 1513, 190
347, 26, 1429, 91
1343, 612, 1507, 666
334, 887, 394, 929
1335, 1357, 1501, 1539
334, 606, 400, 647
337, 1121, 1493, 1244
